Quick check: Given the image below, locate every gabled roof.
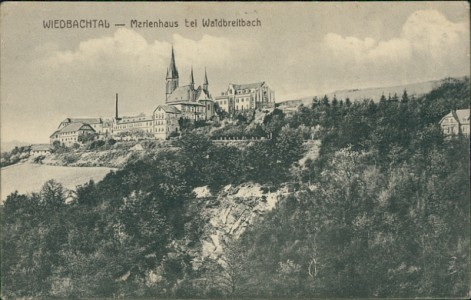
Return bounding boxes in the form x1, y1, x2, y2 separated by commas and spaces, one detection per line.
50, 130, 60, 138
231, 82, 265, 91
62, 118, 102, 125
455, 109, 470, 125
154, 105, 181, 114
59, 123, 95, 133
440, 109, 470, 125
196, 88, 212, 101
31, 144, 51, 151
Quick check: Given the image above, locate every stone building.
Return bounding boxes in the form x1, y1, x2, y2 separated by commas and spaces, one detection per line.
50, 123, 96, 146
153, 105, 181, 140
215, 82, 275, 113
440, 109, 470, 136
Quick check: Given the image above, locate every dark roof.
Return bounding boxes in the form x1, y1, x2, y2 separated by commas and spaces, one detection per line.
59, 123, 95, 133
31, 144, 51, 151
62, 118, 102, 125
167, 85, 193, 102
50, 130, 60, 138
154, 105, 181, 114
232, 82, 265, 90
171, 101, 205, 106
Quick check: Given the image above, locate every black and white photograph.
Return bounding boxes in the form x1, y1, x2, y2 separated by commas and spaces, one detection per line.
1, 1, 470, 298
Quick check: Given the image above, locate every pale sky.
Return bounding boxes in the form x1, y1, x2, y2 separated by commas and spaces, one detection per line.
1, 2, 469, 143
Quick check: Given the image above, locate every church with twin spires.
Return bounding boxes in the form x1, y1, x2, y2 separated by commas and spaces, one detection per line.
164, 47, 215, 121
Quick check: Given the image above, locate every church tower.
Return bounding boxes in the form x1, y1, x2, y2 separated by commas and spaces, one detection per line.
203, 67, 209, 92
166, 46, 179, 101
189, 65, 195, 89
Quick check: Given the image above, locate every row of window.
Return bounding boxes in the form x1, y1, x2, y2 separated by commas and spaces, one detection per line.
235, 89, 255, 94
59, 137, 77, 142
443, 125, 470, 134
180, 106, 205, 112
155, 126, 178, 133
236, 97, 254, 103
116, 122, 152, 129
235, 104, 254, 110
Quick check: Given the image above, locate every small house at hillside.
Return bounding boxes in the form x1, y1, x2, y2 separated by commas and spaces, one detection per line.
130, 144, 144, 151
439, 109, 470, 136
50, 123, 96, 146
30, 144, 51, 156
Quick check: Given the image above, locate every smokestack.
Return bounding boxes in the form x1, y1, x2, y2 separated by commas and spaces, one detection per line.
115, 93, 119, 120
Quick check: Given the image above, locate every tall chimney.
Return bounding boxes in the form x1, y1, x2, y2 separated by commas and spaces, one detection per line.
115, 93, 119, 120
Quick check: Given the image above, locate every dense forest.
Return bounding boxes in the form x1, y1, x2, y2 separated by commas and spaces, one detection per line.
2, 77, 470, 298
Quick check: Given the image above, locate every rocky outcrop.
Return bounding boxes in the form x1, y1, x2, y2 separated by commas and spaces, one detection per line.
192, 183, 288, 266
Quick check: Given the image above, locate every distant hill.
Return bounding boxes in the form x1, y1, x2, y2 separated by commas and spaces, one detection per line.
279, 77, 468, 107
1, 140, 31, 152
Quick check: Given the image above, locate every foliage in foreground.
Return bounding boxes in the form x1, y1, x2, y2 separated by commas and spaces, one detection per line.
1, 77, 470, 298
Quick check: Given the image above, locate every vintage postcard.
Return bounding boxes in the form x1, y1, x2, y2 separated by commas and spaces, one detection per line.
1, 1, 470, 299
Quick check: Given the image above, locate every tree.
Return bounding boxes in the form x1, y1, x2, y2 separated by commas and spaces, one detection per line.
401, 89, 409, 103
78, 132, 96, 143
40, 179, 66, 209
322, 95, 330, 106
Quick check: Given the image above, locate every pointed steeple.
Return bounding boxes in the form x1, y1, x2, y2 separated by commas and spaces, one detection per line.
203, 67, 209, 91
166, 45, 179, 79
203, 68, 208, 84
189, 65, 194, 86
166, 46, 179, 101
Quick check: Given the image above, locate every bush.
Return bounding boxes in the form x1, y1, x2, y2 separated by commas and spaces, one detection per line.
63, 153, 79, 164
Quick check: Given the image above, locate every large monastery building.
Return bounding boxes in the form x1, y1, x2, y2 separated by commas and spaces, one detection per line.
50, 48, 275, 144
215, 82, 275, 113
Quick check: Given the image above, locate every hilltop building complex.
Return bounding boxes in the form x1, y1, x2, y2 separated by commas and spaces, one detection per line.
49, 48, 275, 145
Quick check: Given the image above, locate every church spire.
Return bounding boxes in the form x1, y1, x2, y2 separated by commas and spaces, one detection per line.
203, 67, 209, 91
189, 65, 194, 86
166, 45, 179, 79
166, 46, 179, 101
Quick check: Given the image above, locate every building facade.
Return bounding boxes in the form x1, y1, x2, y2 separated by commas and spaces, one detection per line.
215, 82, 275, 113
30, 144, 51, 156
153, 105, 181, 139
440, 109, 470, 136
50, 123, 96, 146
113, 115, 154, 137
